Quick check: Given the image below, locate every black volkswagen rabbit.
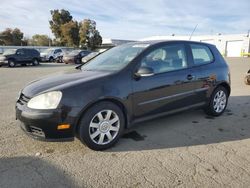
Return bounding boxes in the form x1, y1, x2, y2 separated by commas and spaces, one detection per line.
16, 40, 230, 150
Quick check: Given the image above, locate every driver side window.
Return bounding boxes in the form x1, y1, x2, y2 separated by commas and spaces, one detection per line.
140, 44, 188, 74
16, 49, 24, 55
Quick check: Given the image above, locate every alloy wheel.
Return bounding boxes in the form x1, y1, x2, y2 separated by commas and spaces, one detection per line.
213, 90, 227, 113
34, 59, 38, 65
89, 110, 120, 145
9, 61, 15, 67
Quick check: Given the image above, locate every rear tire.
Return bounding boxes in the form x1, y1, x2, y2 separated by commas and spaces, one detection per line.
245, 72, 250, 85
204, 86, 229, 116
78, 102, 125, 150
8, 60, 16, 67
32, 59, 39, 66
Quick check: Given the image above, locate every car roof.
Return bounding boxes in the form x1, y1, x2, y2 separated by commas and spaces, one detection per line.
128, 40, 215, 47
18, 48, 38, 51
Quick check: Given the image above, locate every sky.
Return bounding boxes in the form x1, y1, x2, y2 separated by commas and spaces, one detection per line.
0, 0, 249, 40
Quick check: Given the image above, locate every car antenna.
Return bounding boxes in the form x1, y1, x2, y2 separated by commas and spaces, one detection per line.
189, 24, 198, 40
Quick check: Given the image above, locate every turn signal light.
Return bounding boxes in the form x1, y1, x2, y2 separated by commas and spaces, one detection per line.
57, 124, 70, 130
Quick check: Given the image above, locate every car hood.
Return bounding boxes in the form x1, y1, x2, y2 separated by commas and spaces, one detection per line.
22, 69, 111, 97
0, 54, 6, 59
40, 52, 48, 56
0, 54, 12, 58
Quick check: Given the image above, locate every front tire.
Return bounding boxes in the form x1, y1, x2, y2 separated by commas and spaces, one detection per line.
8, 60, 16, 67
204, 86, 229, 116
49, 57, 54, 62
78, 102, 125, 150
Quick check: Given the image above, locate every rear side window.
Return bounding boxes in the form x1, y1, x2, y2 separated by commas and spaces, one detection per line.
25, 49, 32, 55
31, 49, 39, 55
25, 49, 34, 55
190, 44, 214, 65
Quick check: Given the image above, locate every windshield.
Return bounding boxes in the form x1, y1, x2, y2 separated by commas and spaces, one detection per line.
3, 49, 17, 55
81, 43, 149, 72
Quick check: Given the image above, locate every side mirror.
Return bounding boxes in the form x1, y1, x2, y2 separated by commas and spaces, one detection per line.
82, 58, 87, 64
16, 51, 21, 55
135, 66, 154, 77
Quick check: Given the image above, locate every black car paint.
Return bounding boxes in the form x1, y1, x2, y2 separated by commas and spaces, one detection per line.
16, 41, 230, 141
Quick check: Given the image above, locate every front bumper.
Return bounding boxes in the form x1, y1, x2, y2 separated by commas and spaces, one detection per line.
0, 60, 8, 65
41, 57, 49, 62
15, 94, 79, 141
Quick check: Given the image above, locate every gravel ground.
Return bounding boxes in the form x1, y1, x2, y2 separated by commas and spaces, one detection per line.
0, 58, 250, 188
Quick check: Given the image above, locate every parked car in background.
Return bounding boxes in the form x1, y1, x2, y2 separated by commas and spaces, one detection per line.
40, 48, 63, 62
16, 41, 230, 150
245, 69, 250, 85
0, 48, 40, 67
81, 49, 111, 64
63, 50, 91, 64
81, 52, 100, 64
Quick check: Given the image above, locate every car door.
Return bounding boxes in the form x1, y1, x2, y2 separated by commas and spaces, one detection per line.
23, 49, 32, 62
132, 43, 199, 119
16, 49, 26, 62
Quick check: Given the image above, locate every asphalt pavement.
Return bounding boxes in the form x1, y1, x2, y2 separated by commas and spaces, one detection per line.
0, 58, 250, 188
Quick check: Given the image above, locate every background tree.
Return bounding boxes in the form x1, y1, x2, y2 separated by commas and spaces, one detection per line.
49, 9, 73, 45
30, 34, 51, 46
12, 28, 24, 45
0, 39, 4, 45
21, 37, 29, 46
0, 28, 24, 45
61, 21, 79, 47
79, 19, 102, 50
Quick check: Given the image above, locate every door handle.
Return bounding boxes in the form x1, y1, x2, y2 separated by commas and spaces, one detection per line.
187, 74, 195, 80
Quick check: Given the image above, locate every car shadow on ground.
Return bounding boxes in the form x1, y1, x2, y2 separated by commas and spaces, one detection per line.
0, 157, 79, 188
109, 95, 250, 152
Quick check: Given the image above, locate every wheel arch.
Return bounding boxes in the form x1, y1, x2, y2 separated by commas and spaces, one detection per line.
8, 57, 15, 62
49, 56, 54, 61
74, 98, 129, 135
217, 82, 231, 96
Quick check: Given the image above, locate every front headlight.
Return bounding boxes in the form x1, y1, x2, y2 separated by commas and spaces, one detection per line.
0, 56, 6, 61
27, 91, 62, 110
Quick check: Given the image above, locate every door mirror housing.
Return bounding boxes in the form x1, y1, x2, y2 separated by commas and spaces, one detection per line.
82, 58, 88, 64
135, 66, 154, 77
